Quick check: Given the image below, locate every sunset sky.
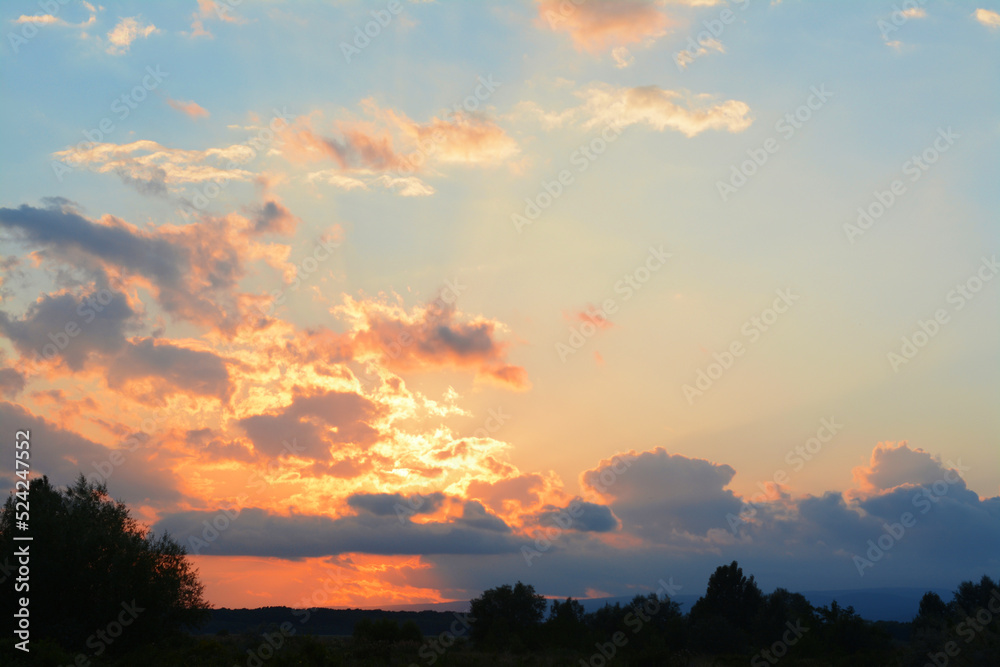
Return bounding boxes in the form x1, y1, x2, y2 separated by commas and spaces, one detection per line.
1, 0, 998, 610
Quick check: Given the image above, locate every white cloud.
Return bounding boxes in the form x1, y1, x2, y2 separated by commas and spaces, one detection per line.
106, 16, 157, 55
973, 8, 1000, 29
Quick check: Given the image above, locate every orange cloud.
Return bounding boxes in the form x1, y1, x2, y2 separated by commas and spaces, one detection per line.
536, 0, 672, 54
282, 102, 519, 195
168, 98, 211, 119
850, 441, 957, 496
336, 296, 531, 391
389, 110, 520, 165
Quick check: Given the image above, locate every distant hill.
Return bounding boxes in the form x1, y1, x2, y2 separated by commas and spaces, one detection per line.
200, 586, 946, 637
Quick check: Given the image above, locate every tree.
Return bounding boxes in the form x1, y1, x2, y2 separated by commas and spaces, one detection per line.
754, 587, 815, 648
545, 597, 586, 648
689, 561, 764, 652
0, 475, 209, 654
469, 581, 547, 650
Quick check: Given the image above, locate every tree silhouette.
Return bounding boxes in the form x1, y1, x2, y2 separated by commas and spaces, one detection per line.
689, 560, 763, 652
469, 581, 546, 650
545, 597, 586, 648
0, 475, 209, 655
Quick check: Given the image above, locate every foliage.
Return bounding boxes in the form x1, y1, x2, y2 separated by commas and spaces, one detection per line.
0, 475, 209, 657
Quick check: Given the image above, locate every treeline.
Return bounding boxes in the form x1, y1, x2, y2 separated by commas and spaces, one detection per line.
2, 476, 998, 665
444, 563, 999, 665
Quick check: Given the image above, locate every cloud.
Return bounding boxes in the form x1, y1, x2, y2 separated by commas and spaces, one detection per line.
0, 199, 294, 333
458, 500, 512, 533
107, 338, 232, 404
578, 84, 753, 136
536, 0, 671, 54
248, 199, 299, 235
105, 16, 157, 55
851, 441, 958, 495
283, 102, 518, 195
238, 388, 384, 461
335, 296, 530, 390
583, 448, 742, 537
348, 492, 446, 517
0, 288, 135, 371
0, 401, 182, 507
611, 46, 635, 68
13, 4, 97, 30
465, 473, 551, 515
536, 497, 619, 532
189, 0, 245, 38
974, 8, 1000, 28
152, 506, 522, 557
0, 367, 25, 398
306, 169, 435, 197
388, 110, 520, 165
279, 115, 409, 170
52, 139, 257, 191
168, 98, 211, 119
675, 36, 725, 69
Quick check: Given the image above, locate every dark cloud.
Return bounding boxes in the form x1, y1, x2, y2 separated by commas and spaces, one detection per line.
152, 506, 521, 557
0, 201, 181, 285
0, 288, 134, 370
584, 448, 742, 537
348, 491, 445, 517
536, 498, 619, 533
0, 200, 258, 332
107, 338, 231, 402
457, 500, 511, 533
250, 200, 298, 235
238, 389, 383, 460
114, 165, 170, 198
0, 367, 25, 398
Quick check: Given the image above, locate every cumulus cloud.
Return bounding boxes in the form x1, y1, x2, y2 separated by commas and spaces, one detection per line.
105, 16, 157, 55
851, 441, 960, 495
584, 448, 742, 537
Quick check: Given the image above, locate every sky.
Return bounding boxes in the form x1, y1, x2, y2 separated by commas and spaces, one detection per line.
1, 0, 998, 610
